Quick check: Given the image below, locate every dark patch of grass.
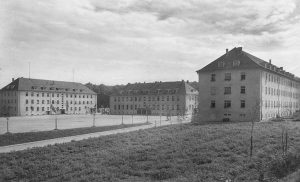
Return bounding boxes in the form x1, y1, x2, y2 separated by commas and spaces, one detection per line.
0, 122, 299, 181
0, 123, 148, 146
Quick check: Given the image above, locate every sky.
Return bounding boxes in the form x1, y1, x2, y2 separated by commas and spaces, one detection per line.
0, 0, 300, 88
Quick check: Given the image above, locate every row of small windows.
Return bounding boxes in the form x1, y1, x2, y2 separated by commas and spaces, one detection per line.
211, 86, 246, 95
113, 95, 182, 102
210, 100, 246, 108
264, 100, 299, 109
25, 92, 94, 98
120, 89, 180, 95
114, 104, 182, 111
264, 87, 299, 98
25, 107, 83, 112
25, 100, 93, 105
265, 73, 299, 88
1, 99, 17, 104
211, 72, 246, 82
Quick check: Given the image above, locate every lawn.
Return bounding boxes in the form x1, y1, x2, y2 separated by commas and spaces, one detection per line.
0, 123, 148, 146
0, 121, 299, 182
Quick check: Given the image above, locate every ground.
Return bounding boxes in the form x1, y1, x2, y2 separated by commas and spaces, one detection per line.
0, 121, 299, 182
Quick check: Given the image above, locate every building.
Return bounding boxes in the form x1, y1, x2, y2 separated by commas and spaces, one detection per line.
196, 47, 300, 122
0, 77, 97, 116
109, 81, 198, 116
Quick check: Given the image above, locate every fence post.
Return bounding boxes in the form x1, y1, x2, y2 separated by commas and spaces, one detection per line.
6, 117, 9, 133
122, 113, 124, 125
54, 115, 58, 130
93, 113, 96, 127
132, 114, 133, 125
160, 114, 161, 126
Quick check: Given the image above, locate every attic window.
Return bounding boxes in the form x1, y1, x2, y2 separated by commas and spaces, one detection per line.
65, 88, 69, 91
218, 61, 225, 68
80, 89, 83, 92
50, 87, 54, 90
233, 60, 240, 67
31, 86, 37, 90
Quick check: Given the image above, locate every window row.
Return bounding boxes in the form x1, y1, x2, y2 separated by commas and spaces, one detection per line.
264, 87, 299, 98
25, 100, 93, 105
113, 95, 181, 102
25, 92, 94, 99
114, 104, 181, 111
265, 73, 299, 88
211, 86, 246, 95
210, 100, 245, 108
211, 72, 246, 82
264, 100, 299, 109
25, 106, 83, 112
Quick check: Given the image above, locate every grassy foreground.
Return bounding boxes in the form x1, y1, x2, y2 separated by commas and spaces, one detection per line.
0, 123, 147, 146
0, 121, 300, 181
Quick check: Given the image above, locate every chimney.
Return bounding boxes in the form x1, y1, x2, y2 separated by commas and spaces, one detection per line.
226, 48, 228, 53
269, 59, 272, 64
280, 67, 283, 71
186, 80, 189, 83
12, 78, 14, 82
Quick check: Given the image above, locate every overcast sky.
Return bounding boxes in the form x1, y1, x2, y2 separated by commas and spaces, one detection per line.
0, 0, 300, 88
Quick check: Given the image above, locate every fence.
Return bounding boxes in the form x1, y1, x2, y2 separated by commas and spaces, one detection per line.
0, 114, 190, 134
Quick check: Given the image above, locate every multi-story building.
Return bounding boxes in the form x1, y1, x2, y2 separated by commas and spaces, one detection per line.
109, 81, 198, 116
0, 77, 97, 116
196, 47, 300, 122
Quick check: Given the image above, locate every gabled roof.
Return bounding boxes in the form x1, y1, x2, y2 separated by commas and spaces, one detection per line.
1, 77, 96, 94
196, 47, 300, 82
111, 81, 198, 96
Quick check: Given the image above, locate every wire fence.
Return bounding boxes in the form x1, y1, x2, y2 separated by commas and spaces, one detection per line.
0, 114, 191, 134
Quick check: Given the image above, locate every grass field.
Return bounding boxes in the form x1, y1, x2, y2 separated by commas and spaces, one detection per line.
0, 123, 148, 146
0, 121, 299, 182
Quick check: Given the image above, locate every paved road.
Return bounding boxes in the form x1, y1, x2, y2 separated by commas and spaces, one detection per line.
0, 114, 178, 134
0, 117, 191, 153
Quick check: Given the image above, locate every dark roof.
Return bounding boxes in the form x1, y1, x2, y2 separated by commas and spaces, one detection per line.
197, 47, 300, 82
111, 81, 198, 96
1, 77, 96, 94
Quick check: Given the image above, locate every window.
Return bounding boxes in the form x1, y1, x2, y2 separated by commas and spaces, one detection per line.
31, 100, 34, 104
37, 100, 39, 104
26, 92, 28, 96
26, 99, 28, 104
224, 87, 231, 95
52, 100, 54, 104
57, 100, 59, 104
26, 107, 28, 111
241, 100, 245, 108
211, 87, 217, 95
31, 92, 34, 96
42, 93, 44, 97
37, 107, 39, 111
224, 100, 231, 108
211, 74, 216, 82
241, 86, 246, 94
225, 73, 231, 81
233, 60, 240, 67
210, 100, 216, 108
218, 61, 225, 68
241, 72, 246, 80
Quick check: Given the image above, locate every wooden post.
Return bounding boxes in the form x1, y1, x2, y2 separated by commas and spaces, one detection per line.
6, 117, 9, 133
93, 112, 96, 127
160, 113, 161, 126
122, 113, 124, 125
54, 114, 58, 130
